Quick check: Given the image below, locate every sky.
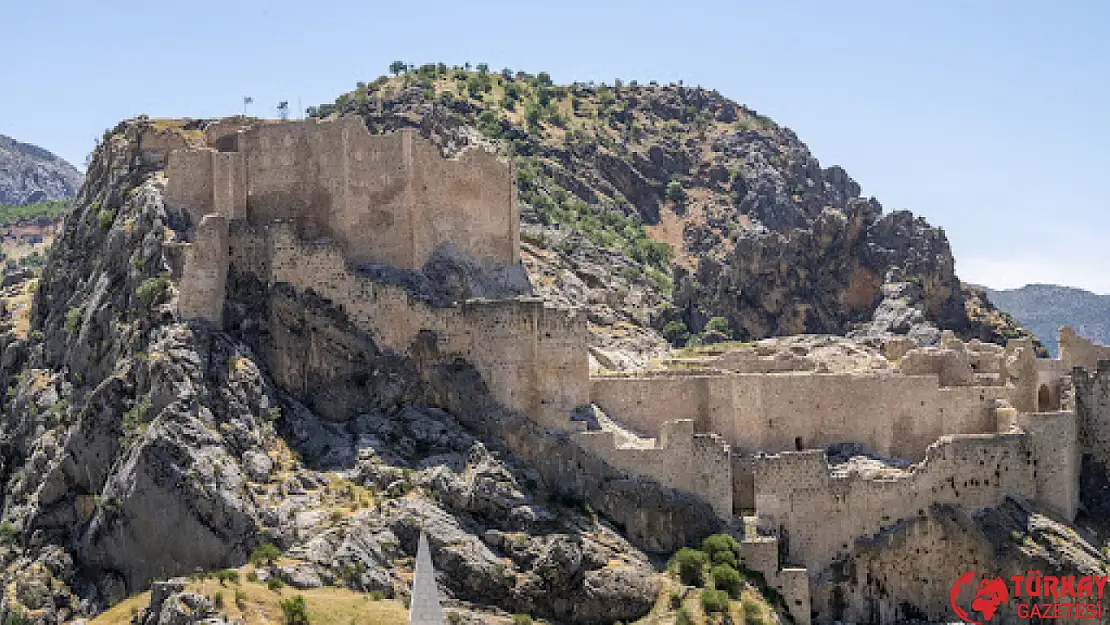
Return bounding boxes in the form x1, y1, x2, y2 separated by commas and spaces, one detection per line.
2, 0, 1107, 292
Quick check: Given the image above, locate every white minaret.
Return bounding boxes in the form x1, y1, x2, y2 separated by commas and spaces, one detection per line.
409, 530, 445, 625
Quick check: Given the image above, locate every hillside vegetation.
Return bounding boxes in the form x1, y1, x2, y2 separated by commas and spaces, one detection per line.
0, 200, 68, 227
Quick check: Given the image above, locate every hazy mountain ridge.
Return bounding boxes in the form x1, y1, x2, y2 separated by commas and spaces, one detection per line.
0, 134, 82, 206
982, 283, 1110, 356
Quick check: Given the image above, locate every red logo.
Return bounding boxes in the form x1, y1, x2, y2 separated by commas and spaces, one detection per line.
950, 571, 1106, 622
951, 571, 1008, 623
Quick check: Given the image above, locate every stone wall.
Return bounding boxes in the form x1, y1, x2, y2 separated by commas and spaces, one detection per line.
1013, 411, 1079, 520
165, 117, 516, 271
751, 416, 1078, 575
591, 371, 1014, 461
177, 215, 228, 324
572, 420, 732, 517
228, 222, 587, 426
1074, 362, 1110, 473
1060, 327, 1110, 373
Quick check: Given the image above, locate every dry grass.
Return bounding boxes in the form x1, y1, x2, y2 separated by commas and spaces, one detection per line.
90, 572, 408, 625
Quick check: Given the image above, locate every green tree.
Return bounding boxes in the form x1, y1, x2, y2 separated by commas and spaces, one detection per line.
476, 63, 489, 73
536, 72, 553, 86
712, 563, 743, 599
702, 533, 741, 567
671, 548, 706, 586
250, 543, 281, 566
389, 60, 407, 75
280, 595, 310, 625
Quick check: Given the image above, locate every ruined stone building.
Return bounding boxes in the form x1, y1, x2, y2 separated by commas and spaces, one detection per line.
152, 116, 1110, 625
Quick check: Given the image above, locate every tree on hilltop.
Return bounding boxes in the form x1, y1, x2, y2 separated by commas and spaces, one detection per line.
389, 60, 407, 76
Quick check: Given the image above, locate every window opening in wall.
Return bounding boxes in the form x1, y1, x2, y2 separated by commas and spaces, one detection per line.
794, 437, 803, 451
1038, 384, 1053, 411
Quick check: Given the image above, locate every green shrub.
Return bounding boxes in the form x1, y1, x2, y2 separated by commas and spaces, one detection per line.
675, 607, 693, 625
217, 569, 240, 585
267, 576, 285, 591
213, 590, 224, 608
235, 588, 247, 610
98, 208, 117, 229
0, 522, 17, 545
666, 179, 686, 203
700, 588, 729, 614
712, 563, 743, 599
64, 306, 83, 336
662, 321, 690, 346
704, 317, 731, 337
702, 533, 741, 567
668, 589, 683, 609
671, 547, 706, 586
250, 543, 281, 566
645, 267, 673, 295
511, 615, 533, 625
742, 597, 762, 619
447, 612, 462, 625
5, 607, 33, 625
246, 570, 259, 583
279, 594, 310, 624
369, 590, 385, 601
136, 274, 170, 308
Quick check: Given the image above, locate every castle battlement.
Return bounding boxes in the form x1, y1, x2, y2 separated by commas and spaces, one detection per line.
165, 116, 518, 271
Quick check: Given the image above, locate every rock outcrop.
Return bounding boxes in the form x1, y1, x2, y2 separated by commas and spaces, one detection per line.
0, 134, 82, 205
312, 69, 1036, 363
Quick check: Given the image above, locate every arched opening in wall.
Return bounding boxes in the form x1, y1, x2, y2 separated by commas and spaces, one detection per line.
1038, 384, 1053, 411
794, 437, 804, 451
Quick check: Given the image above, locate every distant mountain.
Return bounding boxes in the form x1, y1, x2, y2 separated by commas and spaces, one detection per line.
0, 133, 82, 205
982, 284, 1110, 356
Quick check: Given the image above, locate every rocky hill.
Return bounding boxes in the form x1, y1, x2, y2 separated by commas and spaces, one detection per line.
0, 134, 82, 206
306, 66, 1039, 366
984, 284, 1110, 356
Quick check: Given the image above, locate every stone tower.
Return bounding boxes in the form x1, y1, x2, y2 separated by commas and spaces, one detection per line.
410, 531, 445, 625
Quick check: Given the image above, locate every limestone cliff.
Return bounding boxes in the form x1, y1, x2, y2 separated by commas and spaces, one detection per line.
310, 68, 1038, 363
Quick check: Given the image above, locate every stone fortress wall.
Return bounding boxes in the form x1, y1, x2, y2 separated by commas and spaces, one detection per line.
159, 115, 1110, 625
165, 117, 517, 270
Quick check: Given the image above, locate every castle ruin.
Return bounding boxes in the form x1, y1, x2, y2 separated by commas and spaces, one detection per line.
156, 116, 1110, 625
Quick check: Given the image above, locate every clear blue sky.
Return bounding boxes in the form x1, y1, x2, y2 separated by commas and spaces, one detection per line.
2, 1, 1107, 292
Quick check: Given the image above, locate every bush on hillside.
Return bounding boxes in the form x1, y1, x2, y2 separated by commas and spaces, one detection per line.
671, 547, 707, 586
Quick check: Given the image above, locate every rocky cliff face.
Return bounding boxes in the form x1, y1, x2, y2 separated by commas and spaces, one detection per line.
310, 68, 1037, 364
0, 134, 82, 205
